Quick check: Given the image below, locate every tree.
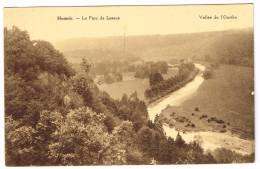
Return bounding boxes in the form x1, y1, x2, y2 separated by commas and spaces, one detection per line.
102, 121, 136, 165
33, 40, 75, 77
4, 26, 75, 80
126, 148, 145, 164
203, 69, 213, 79
137, 127, 153, 155
157, 139, 172, 164
175, 132, 185, 147
34, 110, 64, 165
71, 74, 96, 108
4, 26, 39, 80
47, 107, 137, 165
121, 94, 128, 105
48, 107, 110, 165
5, 117, 37, 166
212, 148, 247, 163
5, 75, 38, 119
104, 115, 116, 133
149, 72, 164, 86
151, 131, 161, 158
154, 114, 163, 133
81, 57, 91, 74
4, 26, 76, 123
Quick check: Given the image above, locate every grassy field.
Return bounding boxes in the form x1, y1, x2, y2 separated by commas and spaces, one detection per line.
160, 64, 254, 139
98, 76, 149, 101
97, 69, 178, 101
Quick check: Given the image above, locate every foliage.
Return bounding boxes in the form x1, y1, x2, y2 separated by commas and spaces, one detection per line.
4, 26, 78, 124
212, 148, 254, 163
33, 40, 75, 77
47, 108, 139, 165
104, 115, 116, 133
101, 121, 136, 164
5, 117, 37, 166
4, 26, 252, 166
4, 26, 75, 80
81, 57, 92, 74
134, 61, 168, 79
93, 59, 138, 75
116, 92, 148, 131
145, 62, 196, 99
71, 74, 97, 107
203, 69, 213, 79
48, 107, 109, 165
149, 72, 164, 86
102, 72, 123, 84
137, 126, 162, 158
126, 147, 149, 164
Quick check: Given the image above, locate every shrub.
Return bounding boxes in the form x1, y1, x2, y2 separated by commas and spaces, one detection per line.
203, 69, 213, 79
212, 148, 254, 163
195, 107, 200, 111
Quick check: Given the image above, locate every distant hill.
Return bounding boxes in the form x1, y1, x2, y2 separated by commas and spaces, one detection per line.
54, 28, 253, 66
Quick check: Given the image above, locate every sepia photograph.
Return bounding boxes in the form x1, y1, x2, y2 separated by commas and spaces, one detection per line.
3, 3, 255, 166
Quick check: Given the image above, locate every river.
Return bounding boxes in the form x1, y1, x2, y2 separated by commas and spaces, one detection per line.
147, 63, 254, 155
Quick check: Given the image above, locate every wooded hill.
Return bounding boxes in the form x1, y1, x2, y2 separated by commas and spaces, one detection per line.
55, 28, 253, 66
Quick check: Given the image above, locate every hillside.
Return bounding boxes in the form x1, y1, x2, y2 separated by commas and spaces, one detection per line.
54, 28, 253, 66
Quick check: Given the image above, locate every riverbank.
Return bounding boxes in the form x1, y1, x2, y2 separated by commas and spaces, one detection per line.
147, 68, 199, 104
162, 124, 254, 155
147, 63, 254, 155
147, 63, 205, 121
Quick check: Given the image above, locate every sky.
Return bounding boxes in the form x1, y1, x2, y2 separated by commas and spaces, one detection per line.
4, 4, 253, 43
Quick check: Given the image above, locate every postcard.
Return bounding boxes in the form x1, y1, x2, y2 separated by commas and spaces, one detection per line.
3, 4, 254, 166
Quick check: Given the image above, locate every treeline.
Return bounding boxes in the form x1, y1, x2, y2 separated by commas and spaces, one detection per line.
90, 60, 168, 84
69, 54, 168, 79
145, 62, 197, 101
96, 72, 123, 84
134, 61, 168, 79
4, 26, 253, 166
204, 54, 253, 67
93, 59, 138, 75
75, 59, 136, 84
95, 60, 168, 84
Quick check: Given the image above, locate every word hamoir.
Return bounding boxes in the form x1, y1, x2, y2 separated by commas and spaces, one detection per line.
57, 15, 120, 21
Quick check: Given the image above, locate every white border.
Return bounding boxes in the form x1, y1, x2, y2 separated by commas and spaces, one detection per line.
0, 1, 259, 169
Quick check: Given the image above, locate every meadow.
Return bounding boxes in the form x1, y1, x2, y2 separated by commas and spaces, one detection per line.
98, 74, 149, 101
160, 64, 254, 139
97, 69, 178, 101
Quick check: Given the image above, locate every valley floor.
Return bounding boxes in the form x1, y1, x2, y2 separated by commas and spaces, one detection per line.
98, 62, 254, 153
159, 63, 254, 140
